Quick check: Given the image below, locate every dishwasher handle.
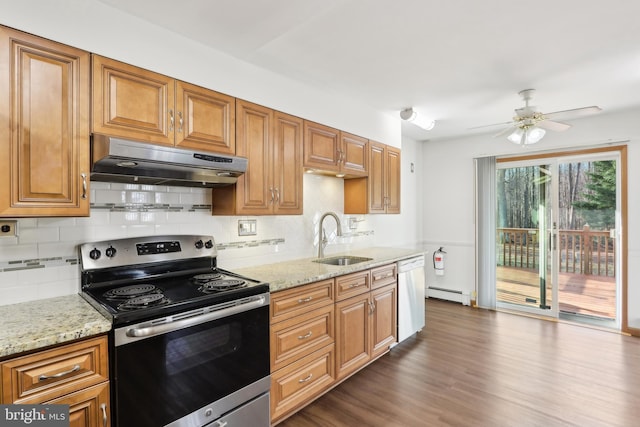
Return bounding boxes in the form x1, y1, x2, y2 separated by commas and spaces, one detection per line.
397, 255, 425, 272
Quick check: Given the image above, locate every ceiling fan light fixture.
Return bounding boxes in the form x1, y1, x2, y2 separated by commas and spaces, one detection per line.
507, 126, 546, 145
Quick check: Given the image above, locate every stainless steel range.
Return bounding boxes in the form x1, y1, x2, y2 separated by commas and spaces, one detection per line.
79, 234, 270, 427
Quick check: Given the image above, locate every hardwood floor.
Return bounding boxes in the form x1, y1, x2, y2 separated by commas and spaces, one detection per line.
277, 298, 640, 427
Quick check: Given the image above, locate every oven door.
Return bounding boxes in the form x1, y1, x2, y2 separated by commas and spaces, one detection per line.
112, 294, 270, 427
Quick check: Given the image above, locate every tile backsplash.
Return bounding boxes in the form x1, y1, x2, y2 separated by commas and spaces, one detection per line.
0, 175, 375, 306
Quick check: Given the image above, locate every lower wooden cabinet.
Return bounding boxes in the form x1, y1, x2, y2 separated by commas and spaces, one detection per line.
270, 344, 335, 422
0, 335, 110, 427
270, 264, 398, 424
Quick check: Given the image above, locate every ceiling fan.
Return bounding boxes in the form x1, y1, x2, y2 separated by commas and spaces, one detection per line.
477, 89, 602, 145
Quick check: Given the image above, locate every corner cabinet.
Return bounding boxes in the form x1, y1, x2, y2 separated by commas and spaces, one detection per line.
212, 100, 303, 215
0, 335, 110, 427
0, 26, 90, 217
303, 121, 368, 177
92, 55, 235, 154
344, 141, 401, 214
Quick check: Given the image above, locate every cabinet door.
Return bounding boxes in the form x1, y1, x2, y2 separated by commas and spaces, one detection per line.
47, 382, 110, 427
175, 81, 235, 154
303, 121, 340, 172
273, 112, 303, 214
92, 55, 174, 146
335, 293, 370, 380
385, 146, 401, 214
340, 132, 368, 176
0, 26, 90, 217
368, 141, 387, 213
371, 284, 397, 359
232, 99, 273, 214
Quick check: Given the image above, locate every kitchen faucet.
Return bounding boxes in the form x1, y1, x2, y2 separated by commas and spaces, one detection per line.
317, 212, 343, 258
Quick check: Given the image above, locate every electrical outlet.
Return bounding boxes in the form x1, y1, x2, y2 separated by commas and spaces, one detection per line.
0, 220, 17, 237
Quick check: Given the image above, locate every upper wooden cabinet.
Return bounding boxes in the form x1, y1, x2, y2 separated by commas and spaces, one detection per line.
303, 121, 368, 177
92, 55, 235, 154
0, 26, 90, 217
212, 100, 303, 215
344, 141, 401, 214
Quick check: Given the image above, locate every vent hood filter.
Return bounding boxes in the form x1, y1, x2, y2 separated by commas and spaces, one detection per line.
90, 135, 247, 188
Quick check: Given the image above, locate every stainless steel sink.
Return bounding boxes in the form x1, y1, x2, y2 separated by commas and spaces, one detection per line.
313, 256, 373, 266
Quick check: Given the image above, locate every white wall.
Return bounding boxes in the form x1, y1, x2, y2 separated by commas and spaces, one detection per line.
420, 108, 640, 329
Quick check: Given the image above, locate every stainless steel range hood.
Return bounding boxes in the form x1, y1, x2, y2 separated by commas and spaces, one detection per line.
90, 135, 247, 188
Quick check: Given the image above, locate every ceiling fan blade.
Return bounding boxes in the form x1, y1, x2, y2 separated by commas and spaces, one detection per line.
493, 126, 515, 138
537, 120, 571, 132
544, 106, 602, 121
468, 120, 514, 130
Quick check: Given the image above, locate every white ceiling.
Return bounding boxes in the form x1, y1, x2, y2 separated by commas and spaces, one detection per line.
98, 0, 640, 141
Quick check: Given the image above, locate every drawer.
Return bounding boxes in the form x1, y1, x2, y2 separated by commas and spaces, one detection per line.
271, 305, 334, 371
371, 263, 397, 289
270, 344, 335, 423
1, 335, 109, 404
335, 270, 370, 300
270, 279, 334, 323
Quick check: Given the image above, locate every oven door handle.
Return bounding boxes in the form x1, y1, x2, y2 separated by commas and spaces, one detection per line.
125, 295, 267, 339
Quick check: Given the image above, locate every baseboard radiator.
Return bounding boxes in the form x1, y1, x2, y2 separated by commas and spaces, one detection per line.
426, 286, 471, 306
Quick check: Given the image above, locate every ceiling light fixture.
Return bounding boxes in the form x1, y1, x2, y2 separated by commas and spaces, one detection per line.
399, 107, 436, 131
507, 126, 546, 145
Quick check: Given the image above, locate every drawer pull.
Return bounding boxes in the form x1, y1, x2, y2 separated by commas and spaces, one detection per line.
39, 364, 80, 381
297, 296, 313, 304
349, 282, 364, 288
298, 373, 313, 383
374, 273, 394, 280
298, 331, 313, 340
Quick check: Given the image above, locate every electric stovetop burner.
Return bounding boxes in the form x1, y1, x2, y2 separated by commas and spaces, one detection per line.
198, 279, 247, 294
104, 284, 159, 300
192, 273, 224, 283
117, 293, 169, 311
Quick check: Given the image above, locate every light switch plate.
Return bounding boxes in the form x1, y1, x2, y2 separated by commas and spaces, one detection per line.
0, 220, 18, 237
238, 219, 257, 236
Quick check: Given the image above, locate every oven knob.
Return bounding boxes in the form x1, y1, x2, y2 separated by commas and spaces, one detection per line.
89, 248, 101, 260
205, 239, 213, 249
195, 239, 204, 249
105, 246, 117, 258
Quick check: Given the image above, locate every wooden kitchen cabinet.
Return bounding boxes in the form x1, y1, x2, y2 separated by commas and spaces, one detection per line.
0, 335, 110, 427
269, 279, 335, 424
0, 26, 90, 217
335, 264, 397, 380
344, 141, 401, 214
303, 121, 368, 177
212, 100, 303, 215
92, 55, 235, 154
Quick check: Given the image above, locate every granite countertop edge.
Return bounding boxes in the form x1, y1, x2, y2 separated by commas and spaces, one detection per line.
0, 294, 112, 359
234, 247, 427, 292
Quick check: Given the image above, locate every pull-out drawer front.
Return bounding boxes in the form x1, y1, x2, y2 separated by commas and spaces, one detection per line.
270, 279, 334, 323
370, 263, 397, 289
335, 270, 370, 301
270, 344, 335, 423
271, 305, 334, 371
1, 336, 109, 404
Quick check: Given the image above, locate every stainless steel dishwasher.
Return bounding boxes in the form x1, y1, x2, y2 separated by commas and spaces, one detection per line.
397, 255, 426, 342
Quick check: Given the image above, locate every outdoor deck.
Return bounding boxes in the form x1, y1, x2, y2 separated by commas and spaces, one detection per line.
497, 266, 616, 319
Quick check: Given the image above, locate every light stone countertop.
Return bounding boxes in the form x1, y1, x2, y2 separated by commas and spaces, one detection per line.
234, 247, 426, 292
0, 294, 112, 359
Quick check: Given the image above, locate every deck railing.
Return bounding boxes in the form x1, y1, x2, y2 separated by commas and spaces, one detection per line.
497, 226, 615, 276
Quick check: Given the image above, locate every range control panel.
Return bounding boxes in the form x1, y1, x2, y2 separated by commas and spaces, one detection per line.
79, 235, 216, 271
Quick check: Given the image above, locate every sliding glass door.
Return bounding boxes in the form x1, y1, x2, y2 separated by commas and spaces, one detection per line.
495, 153, 620, 326
496, 161, 557, 316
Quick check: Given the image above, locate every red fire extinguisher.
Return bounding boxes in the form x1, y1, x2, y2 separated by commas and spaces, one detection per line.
433, 247, 446, 276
